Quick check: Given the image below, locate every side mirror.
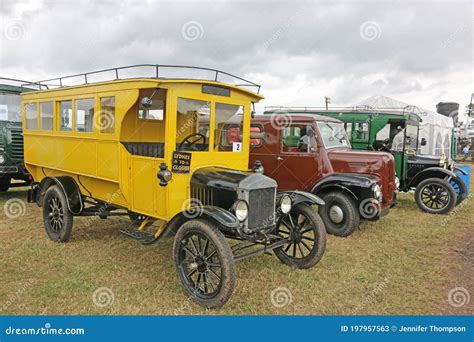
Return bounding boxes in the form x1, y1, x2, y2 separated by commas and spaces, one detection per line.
420, 138, 427, 146
141, 97, 153, 108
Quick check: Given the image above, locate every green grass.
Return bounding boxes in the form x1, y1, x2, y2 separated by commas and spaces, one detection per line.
0, 166, 473, 315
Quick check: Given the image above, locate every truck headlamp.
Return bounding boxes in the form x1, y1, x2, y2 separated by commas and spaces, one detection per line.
234, 200, 249, 222
280, 195, 292, 214
372, 184, 383, 200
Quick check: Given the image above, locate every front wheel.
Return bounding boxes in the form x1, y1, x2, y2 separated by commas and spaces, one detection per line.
173, 219, 236, 309
448, 176, 467, 205
43, 185, 74, 242
414, 178, 457, 214
318, 192, 359, 237
274, 203, 327, 269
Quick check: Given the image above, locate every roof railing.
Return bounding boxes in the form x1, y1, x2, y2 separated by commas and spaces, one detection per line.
264, 105, 421, 116
0, 77, 39, 90
21, 64, 261, 93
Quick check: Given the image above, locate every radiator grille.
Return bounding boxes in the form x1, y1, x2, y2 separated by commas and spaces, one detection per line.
247, 188, 276, 229
10, 128, 24, 161
191, 185, 214, 206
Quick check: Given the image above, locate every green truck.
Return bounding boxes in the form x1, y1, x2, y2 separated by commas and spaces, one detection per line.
0, 78, 33, 191
265, 107, 467, 215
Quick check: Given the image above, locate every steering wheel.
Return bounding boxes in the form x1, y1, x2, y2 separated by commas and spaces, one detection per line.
178, 133, 206, 151
377, 138, 392, 152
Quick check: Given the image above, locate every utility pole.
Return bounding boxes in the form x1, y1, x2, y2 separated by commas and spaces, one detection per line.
325, 96, 331, 110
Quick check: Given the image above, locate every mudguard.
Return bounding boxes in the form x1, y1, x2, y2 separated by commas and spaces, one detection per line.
278, 190, 325, 206
310, 173, 376, 200
407, 167, 457, 188
37, 176, 83, 215
454, 166, 468, 176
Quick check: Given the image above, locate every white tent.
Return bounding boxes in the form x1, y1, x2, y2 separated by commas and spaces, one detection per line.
354, 96, 454, 157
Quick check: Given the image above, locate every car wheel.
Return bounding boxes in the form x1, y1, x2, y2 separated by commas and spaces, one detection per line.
173, 219, 236, 309
448, 176, 468, 205
0, 177, 11, 192
43, 185, 73, 242
274, 203, 327, 269
318, 192, 359, 237
415, 178, 457, 214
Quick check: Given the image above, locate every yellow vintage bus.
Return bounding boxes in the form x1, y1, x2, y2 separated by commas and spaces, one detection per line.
22, 65, 326, 308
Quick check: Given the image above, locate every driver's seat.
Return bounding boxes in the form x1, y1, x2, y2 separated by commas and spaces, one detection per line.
122, 142, 165, 158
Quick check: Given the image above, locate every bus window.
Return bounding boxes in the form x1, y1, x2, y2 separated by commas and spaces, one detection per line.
176, 98, 210, 152
75, 98, 95, 132
100, 97, 115, 134
59, 100, 72, 131
40, 102, 53, 131
25, 102, 38, 130
215, 103, 244, 152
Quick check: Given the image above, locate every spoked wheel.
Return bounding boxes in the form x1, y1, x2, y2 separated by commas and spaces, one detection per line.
274, 203, 326, 269
415, 178, 457, 214
173, 219, 236, 309
447, 176, 467, 205
43, 185, 73, 242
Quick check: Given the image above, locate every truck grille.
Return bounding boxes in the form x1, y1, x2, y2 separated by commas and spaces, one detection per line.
247, 188, 276, 230
191, 185, 214, 206
10, 129, 24, 161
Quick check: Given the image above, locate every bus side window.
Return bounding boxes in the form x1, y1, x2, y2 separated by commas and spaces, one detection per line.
25, 102, 38, 130
59, 100, 73, 132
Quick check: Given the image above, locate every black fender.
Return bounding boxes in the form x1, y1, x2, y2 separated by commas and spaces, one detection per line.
407, 167, 457, 189
36, 176, 83, 215
311, 174, 376, 202
278, 190, 325, 207
454, 166, 468, 176
161, 205, 240, 238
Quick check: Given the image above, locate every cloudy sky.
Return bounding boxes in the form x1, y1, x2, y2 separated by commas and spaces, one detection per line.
0, 0, 472, 116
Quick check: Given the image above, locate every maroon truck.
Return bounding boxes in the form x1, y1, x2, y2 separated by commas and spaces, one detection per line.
243, 114, 397, 237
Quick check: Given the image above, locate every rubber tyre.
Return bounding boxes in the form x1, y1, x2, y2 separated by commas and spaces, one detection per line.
173, 219, 236, 309
274, 203, 327, 269
43, 185, 74, 242
0, 177, 11, 192
449, 176, 467, 206
414, 178, 457, 214
318, 192, 359, 237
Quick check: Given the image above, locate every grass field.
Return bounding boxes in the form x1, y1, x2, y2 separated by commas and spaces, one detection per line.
0, 166, 473, 315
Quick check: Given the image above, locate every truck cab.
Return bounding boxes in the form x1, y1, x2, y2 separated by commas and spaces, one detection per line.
248, 114, 397, 237
0, 79, 33, 191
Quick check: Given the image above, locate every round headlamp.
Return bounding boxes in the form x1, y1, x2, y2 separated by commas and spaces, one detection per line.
395, 176, 400, 190
0, 153, 5, 165
372, 184, 383, 200
234, 200, 249, 222
280, 195, 292, 214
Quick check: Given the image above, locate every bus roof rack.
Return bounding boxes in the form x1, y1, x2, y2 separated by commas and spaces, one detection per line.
0, 77, 38, 93
264, 105, 421, 116
21, 64, 261, 93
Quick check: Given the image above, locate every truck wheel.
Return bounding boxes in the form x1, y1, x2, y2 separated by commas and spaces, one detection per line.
0, 177, 11, 192
318, 192, 359, 237
448, 176, 467, 205
274, 203, 327, 269
415, 178, 457, 214
173, 219, 236, 309
43, 185, 73, 242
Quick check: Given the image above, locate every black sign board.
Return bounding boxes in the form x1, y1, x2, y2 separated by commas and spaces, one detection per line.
172, 151, 192, 173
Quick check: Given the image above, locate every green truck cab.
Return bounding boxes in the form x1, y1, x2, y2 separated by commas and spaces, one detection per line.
0, 79, 33, 191
265, 107, 468, 215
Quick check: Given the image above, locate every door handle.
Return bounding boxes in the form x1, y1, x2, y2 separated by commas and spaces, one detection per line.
276, 156, 283, 161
